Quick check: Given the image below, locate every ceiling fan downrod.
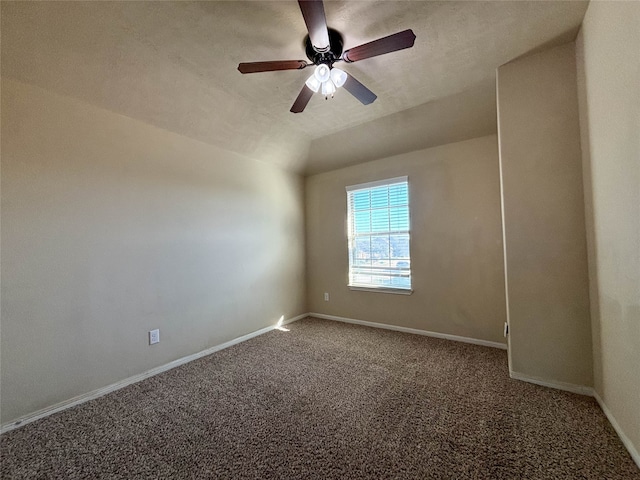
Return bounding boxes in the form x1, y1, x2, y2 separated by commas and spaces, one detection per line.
304, 28, 344, 68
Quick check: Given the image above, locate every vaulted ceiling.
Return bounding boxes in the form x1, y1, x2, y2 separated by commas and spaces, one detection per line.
2, 1, 588, 174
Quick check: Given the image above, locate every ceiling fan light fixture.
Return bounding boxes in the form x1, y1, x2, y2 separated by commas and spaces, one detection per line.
330, 67, 347, 88
321, 79, 336, 97
239, 0, 415, 113
314, 64, 331, 83
305, 74, 322, 93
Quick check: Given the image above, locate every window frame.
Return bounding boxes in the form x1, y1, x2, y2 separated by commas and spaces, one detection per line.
345, 176, 413, 295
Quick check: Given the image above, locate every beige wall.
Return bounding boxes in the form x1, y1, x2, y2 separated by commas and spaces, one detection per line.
0, 79, 306, 424
576, 1, 640, 458
306, 135, 507, 344
306, 79, 498, 175
497, 42, 593, 388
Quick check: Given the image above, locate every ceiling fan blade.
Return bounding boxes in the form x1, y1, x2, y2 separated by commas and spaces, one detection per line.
343, 73, 377, 105
342, 29, 416, 63
238, 60, 308, 74
298, 0, 330, 52
290, 85, 314, 113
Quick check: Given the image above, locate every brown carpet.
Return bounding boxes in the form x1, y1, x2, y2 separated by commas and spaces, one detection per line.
1, 317, 638, 479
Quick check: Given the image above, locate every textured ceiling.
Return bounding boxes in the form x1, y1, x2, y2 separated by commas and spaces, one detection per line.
1, 1, 588, 174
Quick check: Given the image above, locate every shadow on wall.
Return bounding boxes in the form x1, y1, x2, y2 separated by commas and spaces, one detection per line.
575, 49, 603, 388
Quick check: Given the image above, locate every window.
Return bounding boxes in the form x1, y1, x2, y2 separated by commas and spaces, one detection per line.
346, 177, 411, 293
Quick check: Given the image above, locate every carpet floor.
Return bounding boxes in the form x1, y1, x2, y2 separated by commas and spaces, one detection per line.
1, 317, 638, 479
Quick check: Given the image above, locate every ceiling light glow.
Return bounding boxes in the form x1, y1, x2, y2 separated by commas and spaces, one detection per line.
321, 79, 336, 97
330, 68, 347, 88
308, 65, 347, 99
305, 74, 321, 93
314, 64, 331, 83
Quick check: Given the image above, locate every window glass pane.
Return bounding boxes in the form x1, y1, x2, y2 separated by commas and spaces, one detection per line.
347, 178, 411, 290
352, 272, 372, 285
370, 235, 390, 262
353, 210, 371, 234
372, 273, 392, 286
370, 186, 389, 209
390, 234, 410, 259
352, 190, 370, 210
389, 206, 409, 231
354, 237, 371, 265
391, 275, 411, 289
371, 207, 390, 232
388, 183, 408, 206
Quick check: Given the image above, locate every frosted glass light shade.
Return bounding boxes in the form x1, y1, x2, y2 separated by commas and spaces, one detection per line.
321, 80, 336, 96
314, 64, 331, 83
305, 74, 321, 93
307, 65, 346, 98
330, 67, 347, 88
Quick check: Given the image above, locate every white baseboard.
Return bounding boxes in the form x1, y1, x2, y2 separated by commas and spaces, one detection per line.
592, 391, 640, 469
7, 312, 638, 472
510, 371, 640, 468
0, 313, 308, 435
509, 370, 594, 396
309, 312, 508, 350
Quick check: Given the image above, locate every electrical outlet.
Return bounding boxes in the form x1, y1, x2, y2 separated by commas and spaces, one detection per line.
149, 329, 160, 345
324, 292, 329, 301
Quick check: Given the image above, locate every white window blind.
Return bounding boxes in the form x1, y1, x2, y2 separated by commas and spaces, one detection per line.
346, 177, 411, 291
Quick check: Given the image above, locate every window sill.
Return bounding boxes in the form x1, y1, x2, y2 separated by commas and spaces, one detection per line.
348, 285, 413, 295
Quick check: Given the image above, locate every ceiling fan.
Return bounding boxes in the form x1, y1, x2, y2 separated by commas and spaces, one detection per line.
238, 0, 416, 113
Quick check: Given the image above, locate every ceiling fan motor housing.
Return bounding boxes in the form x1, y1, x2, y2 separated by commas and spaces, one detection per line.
305, 28, 344, 66
238, 1, 416, 113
